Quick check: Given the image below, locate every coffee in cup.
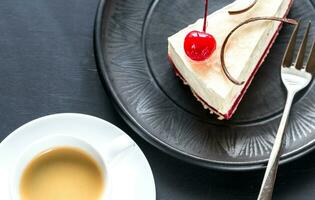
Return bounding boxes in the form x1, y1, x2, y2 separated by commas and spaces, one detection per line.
20, 147, 104, 200
10, 135, 134, 200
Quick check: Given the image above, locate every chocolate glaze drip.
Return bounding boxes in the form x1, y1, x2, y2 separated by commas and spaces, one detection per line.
228, 0, 258, 15
220, 17, 298, 85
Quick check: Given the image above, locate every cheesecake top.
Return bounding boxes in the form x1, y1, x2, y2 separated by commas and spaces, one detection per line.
168, 0, 289, 98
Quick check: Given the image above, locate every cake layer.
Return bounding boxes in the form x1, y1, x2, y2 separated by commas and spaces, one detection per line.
168, 0, 292, 119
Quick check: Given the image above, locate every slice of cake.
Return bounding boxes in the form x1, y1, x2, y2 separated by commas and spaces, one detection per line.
168, 0, 293, 119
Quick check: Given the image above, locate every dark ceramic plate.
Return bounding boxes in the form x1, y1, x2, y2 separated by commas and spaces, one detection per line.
94, 0, 315, 170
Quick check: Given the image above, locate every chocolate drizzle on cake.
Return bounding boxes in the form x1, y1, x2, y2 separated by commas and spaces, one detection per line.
220, 17, 298, 85
228, 0, 258, 15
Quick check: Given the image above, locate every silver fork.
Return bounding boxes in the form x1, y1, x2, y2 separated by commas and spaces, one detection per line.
258, 21, 315, 200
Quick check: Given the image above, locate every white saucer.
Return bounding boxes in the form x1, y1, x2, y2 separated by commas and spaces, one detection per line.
0, 113, 156, 200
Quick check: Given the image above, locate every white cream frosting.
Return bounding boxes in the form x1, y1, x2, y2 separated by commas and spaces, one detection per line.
168, 0, 292, 116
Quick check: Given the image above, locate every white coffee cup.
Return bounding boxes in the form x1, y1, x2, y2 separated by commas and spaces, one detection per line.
10, 134, 135, 200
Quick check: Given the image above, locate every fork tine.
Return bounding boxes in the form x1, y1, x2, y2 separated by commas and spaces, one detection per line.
306, 35, 315, 74
282, 20, 300, 68
294, 21, 311, 69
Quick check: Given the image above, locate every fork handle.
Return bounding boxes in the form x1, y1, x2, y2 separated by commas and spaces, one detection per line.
257, 91, 296, 200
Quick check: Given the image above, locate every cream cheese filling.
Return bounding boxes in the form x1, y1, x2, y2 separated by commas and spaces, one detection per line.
168, 0, 291, 115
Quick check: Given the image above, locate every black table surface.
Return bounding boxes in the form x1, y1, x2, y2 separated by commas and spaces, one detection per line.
1, 0, 315, 199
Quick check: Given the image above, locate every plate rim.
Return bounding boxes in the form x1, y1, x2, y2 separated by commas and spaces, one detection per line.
93, 0, 315, 171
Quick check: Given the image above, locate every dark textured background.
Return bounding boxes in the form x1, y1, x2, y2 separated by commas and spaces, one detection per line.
1, 0, 315, 199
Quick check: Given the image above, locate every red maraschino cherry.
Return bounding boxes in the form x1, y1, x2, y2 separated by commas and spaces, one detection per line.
184, 0, 217, 61
184, 31, 216, 61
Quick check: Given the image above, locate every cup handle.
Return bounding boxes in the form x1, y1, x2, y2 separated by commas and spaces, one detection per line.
104, 135, 135, 163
